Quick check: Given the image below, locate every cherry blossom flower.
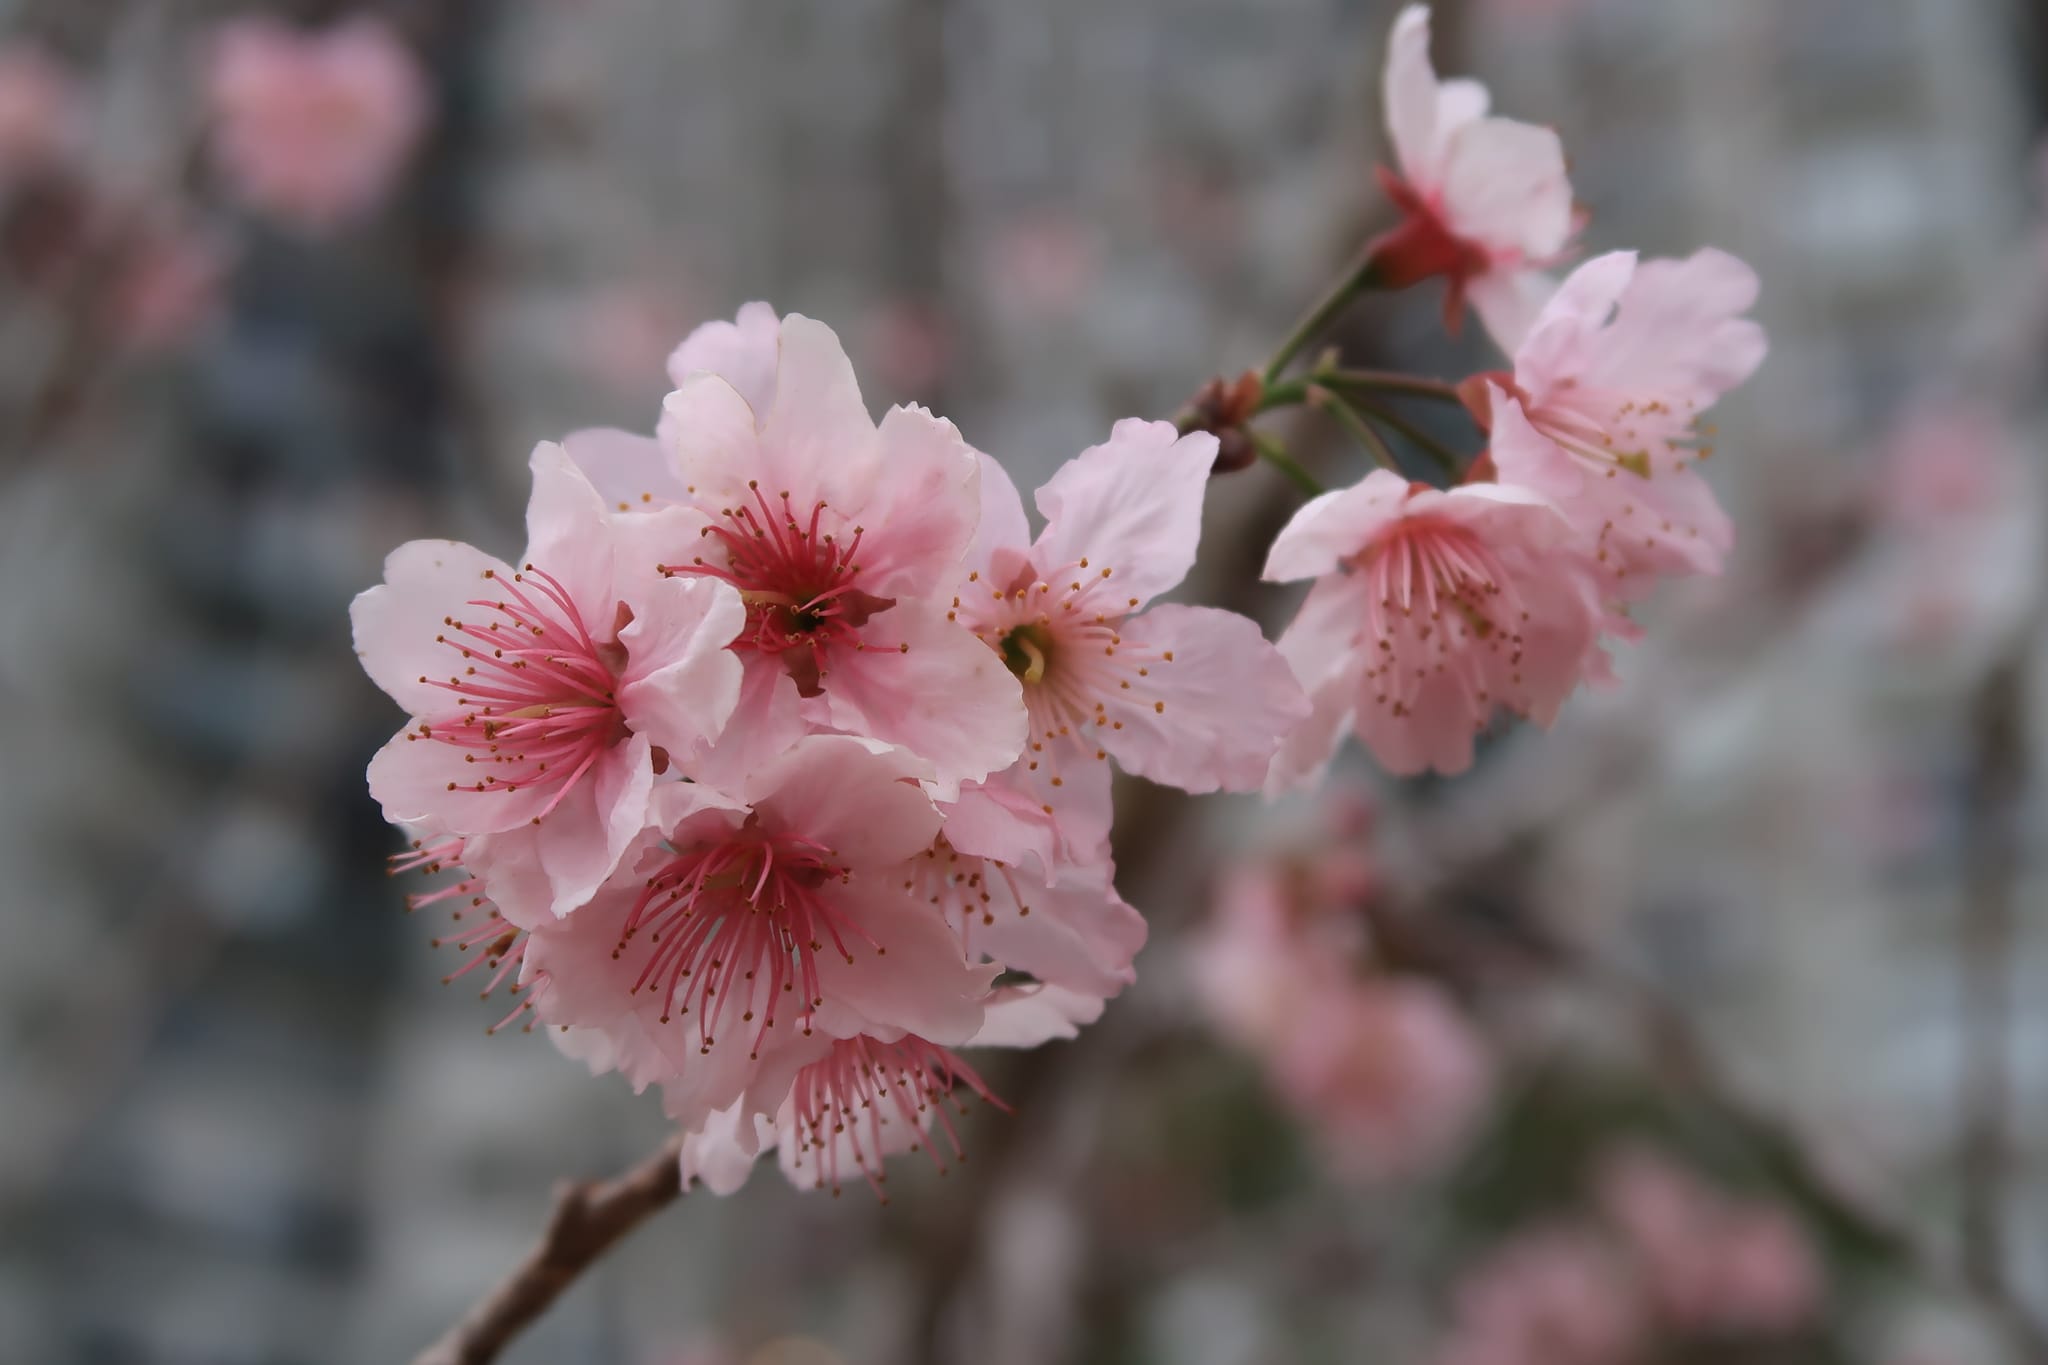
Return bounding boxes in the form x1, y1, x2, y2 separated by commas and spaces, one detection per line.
206, 15, 429, 230
1375, 4, 1576, 342
0, 43, 82, 187
1263, 469, 1605, 782
1270, 978, 1493, 1183
1486, 250, 1766, 595
923, 774, 1146, 1012
523, 736, 999, 1134
680, 1031, 1004, 1199
353, 441, 745, 920
657, 306, 1027, 794
949, 421, 1307, 836
1596, 1146, 1823, 1337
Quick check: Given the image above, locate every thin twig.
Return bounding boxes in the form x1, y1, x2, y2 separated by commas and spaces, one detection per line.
413, 1136, 686, 1365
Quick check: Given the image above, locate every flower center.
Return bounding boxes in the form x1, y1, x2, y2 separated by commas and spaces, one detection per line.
668, 482, 895, 697
413, 564, 627, 820
1356, 517, 1515, 643
999, 622, 1054, 682
786, 1035, 1002, 1198
618, 825, 868, 1057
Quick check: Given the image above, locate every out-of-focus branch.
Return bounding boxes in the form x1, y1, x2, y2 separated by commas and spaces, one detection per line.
1959, 649, 2031, 1327
412, 1135, 685, 1365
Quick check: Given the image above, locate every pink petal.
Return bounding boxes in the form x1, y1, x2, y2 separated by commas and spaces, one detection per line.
616, 575, 746, 765
758, 313, 880, 510
1382, 5, 1443, 187
810, 600, 1027, 799
523, 440, 620, 614
1262, 470, 1412, 582
366, 721, 553, 833
1267, 576, 1373, 795
811, 880, 997, 1045
664, 299, 780, 417
971, 982, 1109, 1047
963, 868, 1144, 1001
854, 403, 981, 594
747, 734, 945, 869
659, 371, 767, 508
1031, 418, 1218, 609
1440, 116, 1573, 261
351, 538, 514, 716
1101, 604, 1309, 793
967, 449, 1033, 574
561, 426, 689, 510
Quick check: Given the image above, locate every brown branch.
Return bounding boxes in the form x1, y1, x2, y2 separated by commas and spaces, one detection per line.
413, 1136, 686, 1365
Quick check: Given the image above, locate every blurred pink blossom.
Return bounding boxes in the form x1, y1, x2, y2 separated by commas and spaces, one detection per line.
1876, 401, 2012, 530
1263, 469, 1608, 781
858, 297, 953, 395
1435, 1226, 1642, 1365
982, 209, 1100, 321
1271, 977, 1492, 1182
110, 218, 226, 350
0, 42, 82, 186
1596, 1145, 1824, 1337
206, 16, 428, 230
1375, 5, 1576, 343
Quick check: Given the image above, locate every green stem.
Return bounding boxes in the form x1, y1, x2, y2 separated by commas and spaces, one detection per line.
1313, 391, 1401, 474
1320, 368, 1463, 404
1345, 397, 1467, 478
1250, 430, 1324, 496
1260, 252, 1382, 384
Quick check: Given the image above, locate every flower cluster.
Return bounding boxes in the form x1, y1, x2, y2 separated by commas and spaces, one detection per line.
357, 1, 1769, 1205
1430, 1145, 1823, 1365
1263, 4, 1766, 782
1190, 794, 1492, 1183
361, 307, 1307, 1195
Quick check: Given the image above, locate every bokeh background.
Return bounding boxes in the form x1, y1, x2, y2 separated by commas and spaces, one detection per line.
2, 1, 2046, 1362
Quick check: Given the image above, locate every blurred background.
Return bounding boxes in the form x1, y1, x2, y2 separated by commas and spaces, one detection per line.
2, 0, 2045, 1362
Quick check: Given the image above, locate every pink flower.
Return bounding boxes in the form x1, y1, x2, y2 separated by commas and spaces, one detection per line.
680, 1031, 1003, 1199
1271, 978, 1492, 1183
206, 16, 428, 230
0, 43, 82, 186
352, 441, 746, 920
1374, 5, 1575, 342
949, 420, 1307, 835
1263, 469, 1605, 781
924, 774, 1146, 1011
1596, 1146, 1823, 1337
522, 736, 998, 1134
656, 306, 1027, 795
1435, 1226, 1642, 1365
1487, 250, 1766, 594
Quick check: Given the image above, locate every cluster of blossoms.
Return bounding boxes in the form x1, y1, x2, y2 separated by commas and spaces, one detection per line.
1263, 5, 1766, 782
1430, 1145, 1823, 1365
357, 3, 1767, 1199
1190, 793, 1492, 1183
360, 307, 1308, 1195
